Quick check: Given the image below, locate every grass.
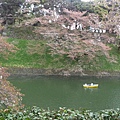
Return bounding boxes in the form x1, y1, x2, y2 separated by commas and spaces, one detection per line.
0, 38, 74, 69
75, 45, 120, 72
1, 38, 120, 72
91, 45, 120, 71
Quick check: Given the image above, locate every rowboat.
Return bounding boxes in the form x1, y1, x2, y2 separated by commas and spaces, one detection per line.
83, 83, 98, 88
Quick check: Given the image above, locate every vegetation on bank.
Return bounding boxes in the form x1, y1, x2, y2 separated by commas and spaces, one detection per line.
0, 38, 75, 69
1, 106, 120, 120
0, 0, 119, 73
0, 38, 120, 72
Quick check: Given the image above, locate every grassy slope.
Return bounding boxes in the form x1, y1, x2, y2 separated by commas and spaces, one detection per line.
1, 38, 120, 71
0, 38, 75, 69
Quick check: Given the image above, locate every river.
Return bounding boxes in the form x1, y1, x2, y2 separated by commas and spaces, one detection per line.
8, 75, 120, 111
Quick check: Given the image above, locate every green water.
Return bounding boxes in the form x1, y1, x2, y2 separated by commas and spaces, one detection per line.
8, 75, 120, 111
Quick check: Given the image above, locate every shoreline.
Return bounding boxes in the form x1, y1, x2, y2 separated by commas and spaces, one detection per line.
7, 67, 120, 77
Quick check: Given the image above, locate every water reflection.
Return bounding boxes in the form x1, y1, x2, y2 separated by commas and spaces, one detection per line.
8, 75, 120, 111
84, 88, 99, 92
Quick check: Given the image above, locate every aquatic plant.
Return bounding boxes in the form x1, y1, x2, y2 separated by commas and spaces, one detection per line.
1, 106, 120, 120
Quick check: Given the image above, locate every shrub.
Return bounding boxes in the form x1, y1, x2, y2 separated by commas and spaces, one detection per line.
1, 107, 120, 120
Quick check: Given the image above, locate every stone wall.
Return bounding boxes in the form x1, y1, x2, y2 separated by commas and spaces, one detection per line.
7, 67, 120, 77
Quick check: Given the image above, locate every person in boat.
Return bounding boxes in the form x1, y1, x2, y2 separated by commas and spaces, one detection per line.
91, 83, 93, 86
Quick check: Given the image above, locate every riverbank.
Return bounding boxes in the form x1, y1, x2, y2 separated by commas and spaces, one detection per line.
1, 37, 120, 75
8, 67, 120, 77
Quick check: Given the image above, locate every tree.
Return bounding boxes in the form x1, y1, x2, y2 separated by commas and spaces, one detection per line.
0, 36, 16, 58
47, 34, 111, 62
0, 0, 24, 25
42, 0, 64, 7
94, 0, 120, 37
0, 36, 23, 110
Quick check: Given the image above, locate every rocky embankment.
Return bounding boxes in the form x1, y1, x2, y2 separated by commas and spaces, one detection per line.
8, 67, 120, 77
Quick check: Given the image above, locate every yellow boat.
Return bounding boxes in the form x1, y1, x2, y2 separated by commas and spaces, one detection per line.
83, 83, 98, 88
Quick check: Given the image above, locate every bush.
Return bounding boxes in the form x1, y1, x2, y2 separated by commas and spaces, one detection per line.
1, 106, 120, 120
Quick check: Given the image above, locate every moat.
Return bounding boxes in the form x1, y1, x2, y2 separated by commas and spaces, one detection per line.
8, 75, 120, 111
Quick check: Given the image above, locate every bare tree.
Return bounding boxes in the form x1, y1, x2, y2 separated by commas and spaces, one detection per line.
0, 0, 24, 25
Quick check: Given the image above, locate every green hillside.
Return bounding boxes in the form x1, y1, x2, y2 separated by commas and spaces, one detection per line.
1, 37, 120, 72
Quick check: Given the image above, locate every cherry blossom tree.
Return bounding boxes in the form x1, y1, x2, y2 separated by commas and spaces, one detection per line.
94, 0, 120, 37
0, 36, 23, 110
47, 34, 111, 61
